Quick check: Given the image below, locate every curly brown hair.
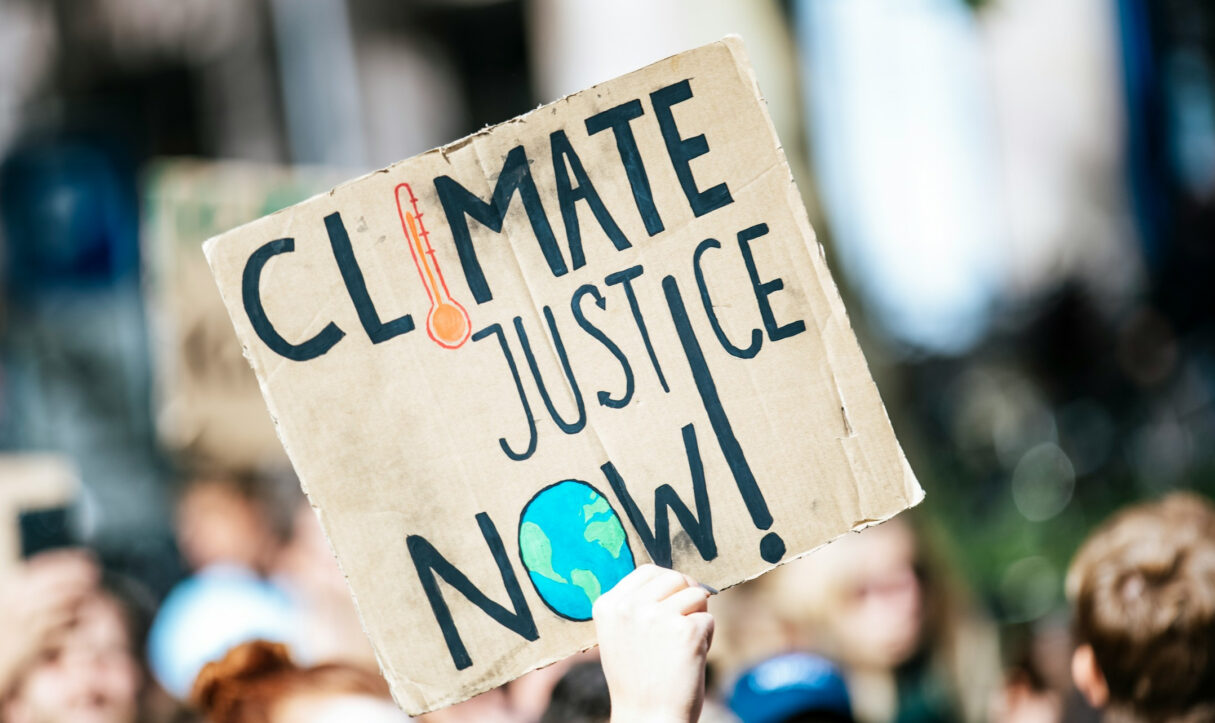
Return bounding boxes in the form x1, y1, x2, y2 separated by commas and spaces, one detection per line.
191, 641, 391, 723
1066, 492, 1215, 722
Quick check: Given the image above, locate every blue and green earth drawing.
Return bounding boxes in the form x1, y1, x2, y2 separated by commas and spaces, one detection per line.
518, 480, 636, 620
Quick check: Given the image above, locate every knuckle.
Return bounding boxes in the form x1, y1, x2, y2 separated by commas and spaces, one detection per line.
656, 568, 684, 586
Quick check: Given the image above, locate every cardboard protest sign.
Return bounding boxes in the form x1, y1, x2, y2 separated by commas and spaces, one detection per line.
143, 161, 346, 469
204, 37, 923, 714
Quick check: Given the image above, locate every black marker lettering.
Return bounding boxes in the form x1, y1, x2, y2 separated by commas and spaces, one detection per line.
435, 146, 566, 304
605, 264, 669, 393
571, 284, 635, 409
242, 237, 344, 361
585, 99, 665, 236
551, 130, 631, 268
650, 80, 733, 218
514, 309, 586, 436
407, 513, 538, 671
662, 275, 785, 564
472, 324, 537, 461
693, 238, 762, 359
325, 212, 415, 344
601, 424, 717, 568
737, 223, 807, 342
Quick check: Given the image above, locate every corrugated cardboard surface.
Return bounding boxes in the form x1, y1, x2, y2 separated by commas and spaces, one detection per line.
205, 37, 922, 714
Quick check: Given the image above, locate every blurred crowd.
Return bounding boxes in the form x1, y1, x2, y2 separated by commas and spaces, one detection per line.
1, 0, 1214, 722
3, 475, 1214, 722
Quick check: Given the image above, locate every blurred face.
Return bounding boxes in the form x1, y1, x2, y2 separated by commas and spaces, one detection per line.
770, 520, 925, 671
419, 688, 523, 723
177, 479, 274, 571
4, 594, 140, 723
827, 522, 924, 670
274, 694, 410, 723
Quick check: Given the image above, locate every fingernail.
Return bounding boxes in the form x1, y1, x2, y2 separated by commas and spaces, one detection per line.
699, 583, 719, 595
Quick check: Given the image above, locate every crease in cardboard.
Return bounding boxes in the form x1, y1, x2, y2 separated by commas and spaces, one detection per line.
738, 30, 924, 521
725, 34, 901, 535
416, 134, 618, 708
465, 130, 617, 473
201, 35, 923, 716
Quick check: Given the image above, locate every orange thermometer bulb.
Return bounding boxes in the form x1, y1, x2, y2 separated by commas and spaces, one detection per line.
394, 182, 471, 349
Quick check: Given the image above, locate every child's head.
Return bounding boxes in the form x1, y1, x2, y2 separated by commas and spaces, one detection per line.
175, 468, 293, 574
192, 640, 405, 723
1066, 492, 1215, 722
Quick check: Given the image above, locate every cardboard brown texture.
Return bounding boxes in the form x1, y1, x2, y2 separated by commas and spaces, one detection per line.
143, 161, 346, 469
204, 37, 922, 714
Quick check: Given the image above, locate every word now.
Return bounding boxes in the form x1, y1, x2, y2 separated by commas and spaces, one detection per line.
410, 257, 799, 671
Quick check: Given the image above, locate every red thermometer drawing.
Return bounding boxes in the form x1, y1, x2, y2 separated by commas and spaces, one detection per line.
395, 182, 472, 349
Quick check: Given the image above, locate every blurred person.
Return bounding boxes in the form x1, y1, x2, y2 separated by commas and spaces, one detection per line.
1065, 492, 1215, 723
416, 688, 522, 723
0, 550, 98, 698
707, 577, 793, 690
508, 650, 600, 722
174, 471, 284, 575
148, 471, 297, 699
153, 468, 402, 701
1, 553, 153, 723
270, 499, 376, 670
539, 660, 610, 723
987, 663, 1063, 723
759, 517, 999, 723
191, 640, 405, 723
727, 652, 853, 723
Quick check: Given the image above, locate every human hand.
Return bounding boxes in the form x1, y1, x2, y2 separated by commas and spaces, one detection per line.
0, 550, 98, 693
593, 564, 714, 723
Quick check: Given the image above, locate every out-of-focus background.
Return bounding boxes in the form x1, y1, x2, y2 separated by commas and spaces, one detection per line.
0, 0, 1212, 721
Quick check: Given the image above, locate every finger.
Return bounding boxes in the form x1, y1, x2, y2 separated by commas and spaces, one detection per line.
27, 549, 98, 578
26, 558, 98, 597
34, 599, 79, 625
37, 622, 73, 656
638, 567, 691, 602
594, 565, 664, 618
601, 564, 662, 602
34, 577, 95, 612
661, 586, 710, 615
36, 568, 95, 594
23, 605, 77, 656
27, 548, 88, 566
678, 573, 719, 597
596, 567, 653, 611
687, 612, 715, 649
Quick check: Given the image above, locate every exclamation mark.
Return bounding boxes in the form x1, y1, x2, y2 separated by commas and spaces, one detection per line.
661, 274, 786, 564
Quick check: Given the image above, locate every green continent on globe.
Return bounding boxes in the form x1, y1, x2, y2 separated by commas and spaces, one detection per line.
584, 519, 625, 558
582, 496, 610, 521
519, 521, 567, 584
519, 480, 636, 620
569, 568, 602, 604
